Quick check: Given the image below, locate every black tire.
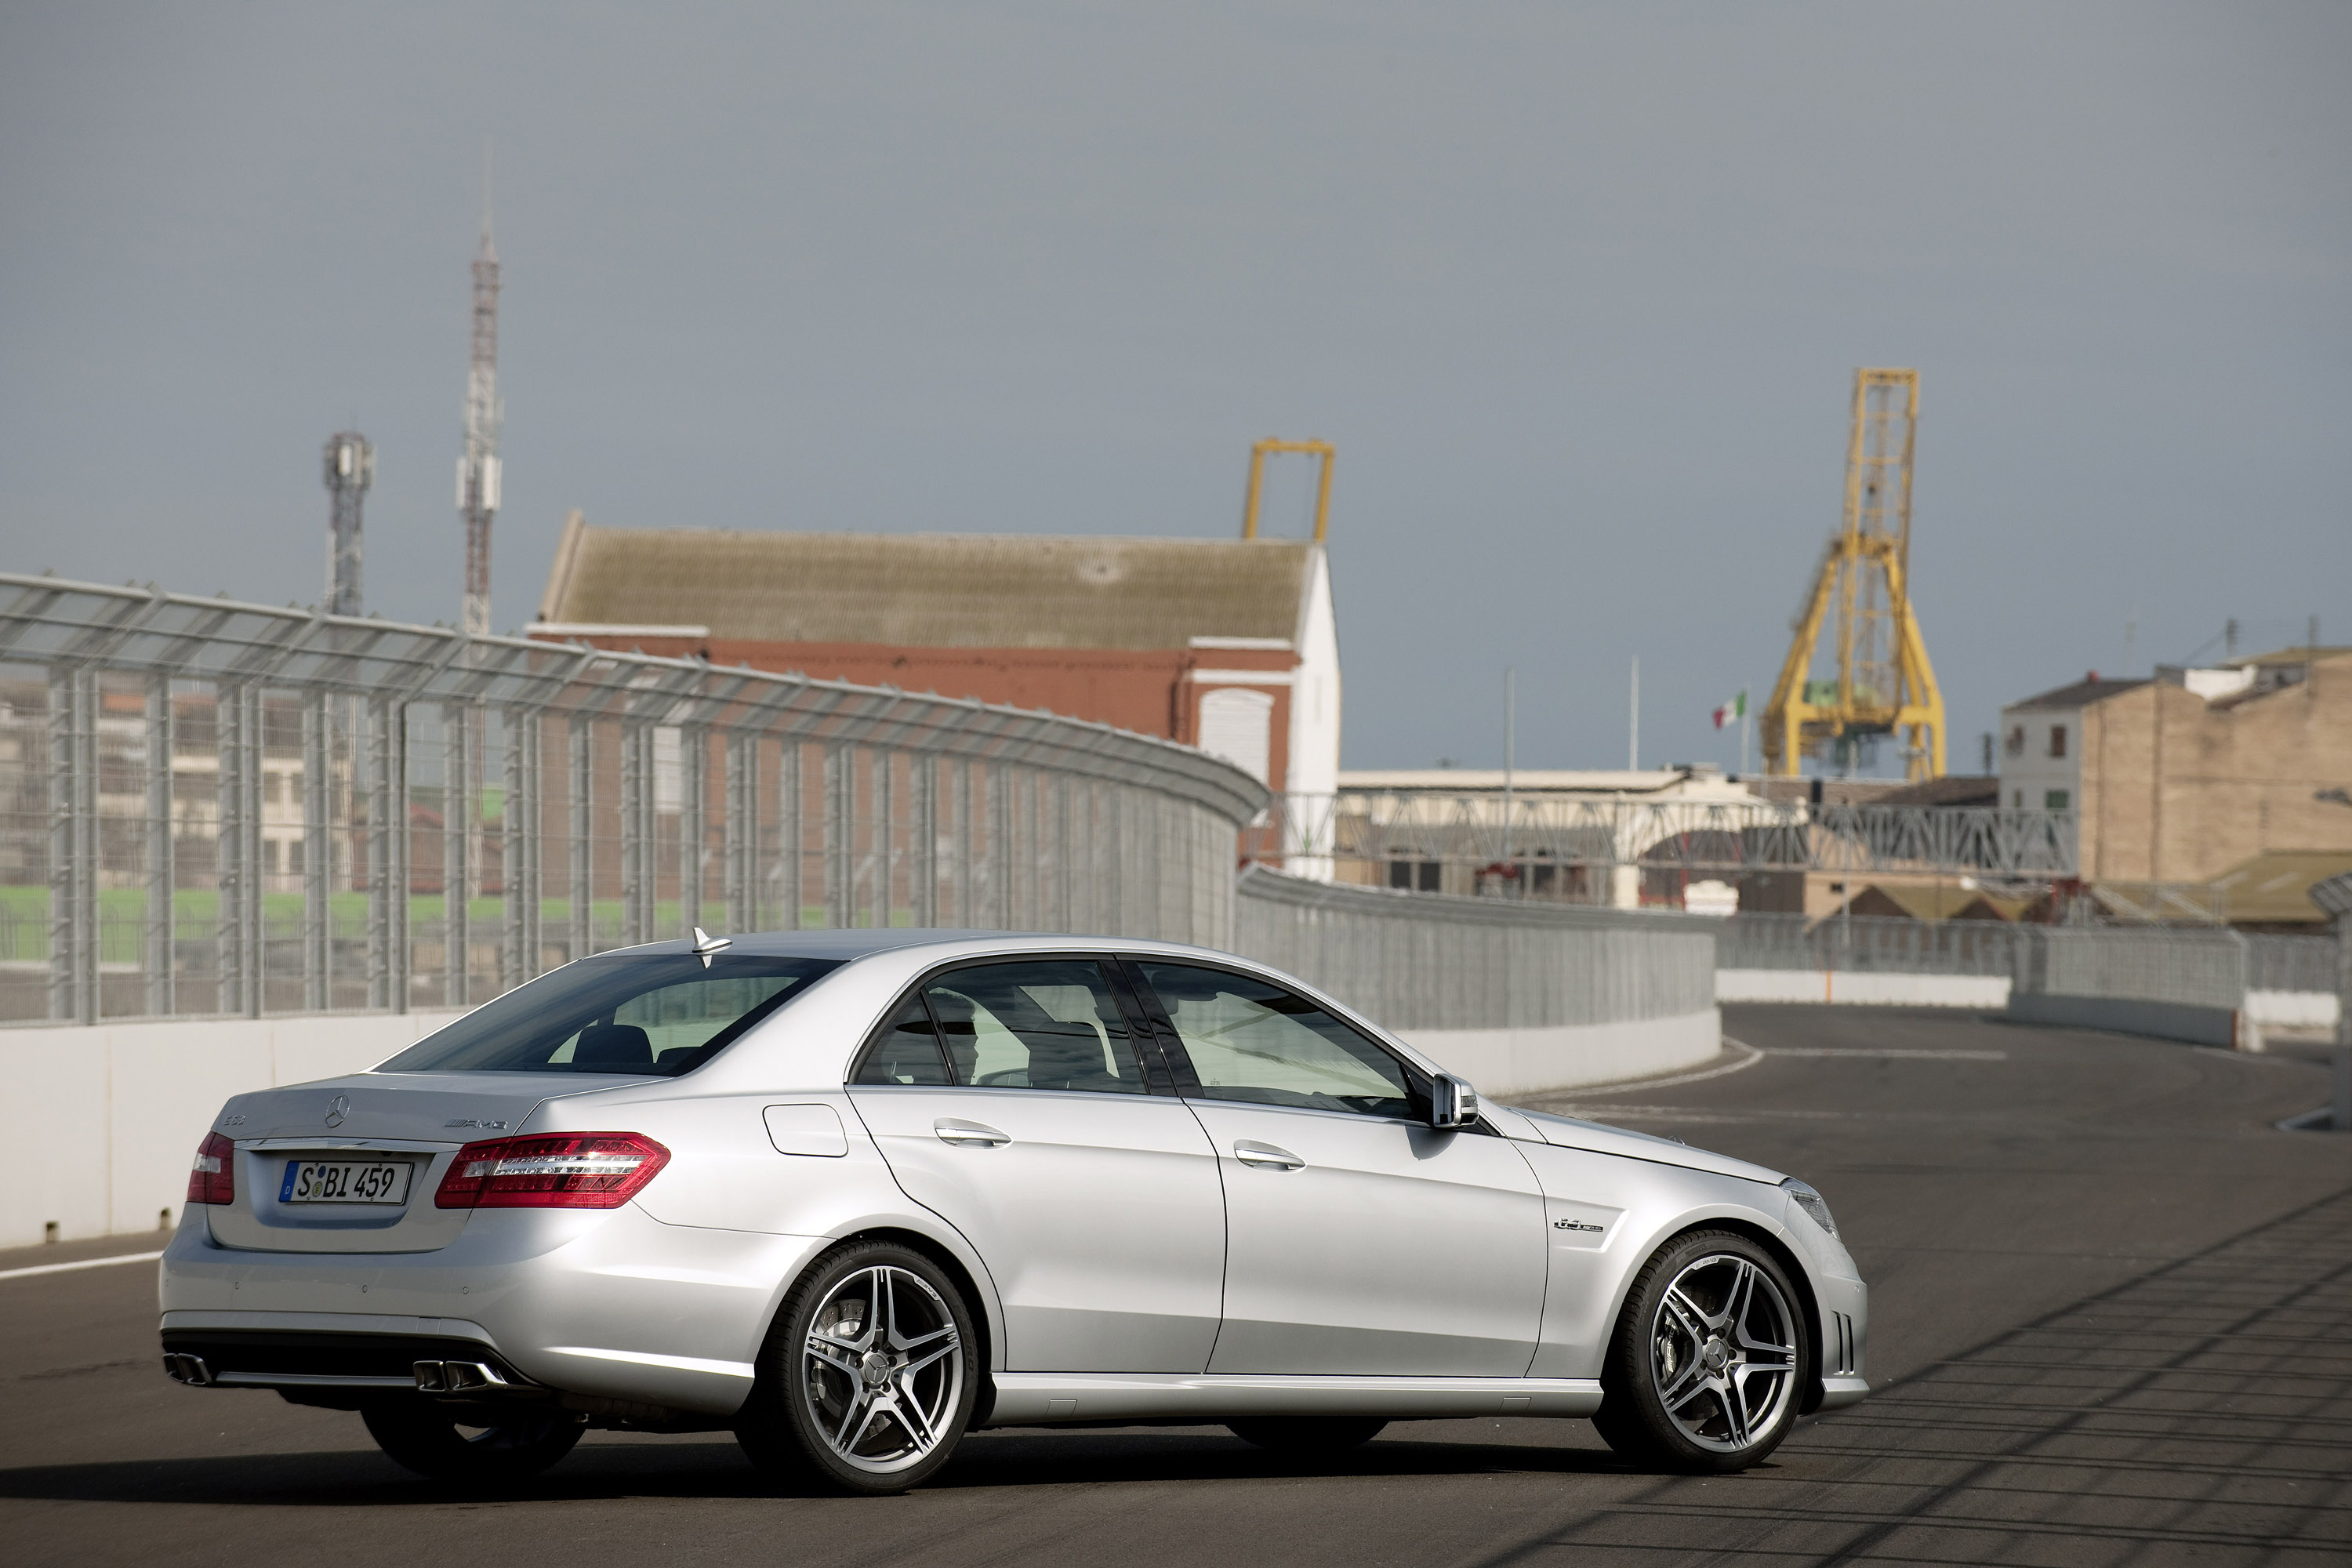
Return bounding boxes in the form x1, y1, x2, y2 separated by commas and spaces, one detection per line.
735, 1240, 979, 1496
361, 1399, 584, 1484
1226, 1417, 1388, 1454
1593, 1229, 1808, 1473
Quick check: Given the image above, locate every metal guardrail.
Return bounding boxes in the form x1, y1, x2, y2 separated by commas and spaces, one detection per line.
1233, 866, 1719, 1033
0, 572, 1265, 1025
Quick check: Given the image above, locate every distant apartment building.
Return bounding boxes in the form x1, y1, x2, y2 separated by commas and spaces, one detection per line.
1998, 647, 2352, 887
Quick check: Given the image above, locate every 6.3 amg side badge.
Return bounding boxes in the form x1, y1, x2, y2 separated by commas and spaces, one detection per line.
1555, 1218, 1604, 1232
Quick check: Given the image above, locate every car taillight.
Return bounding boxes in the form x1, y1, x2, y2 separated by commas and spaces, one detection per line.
187, 1131, 235, 1206
434, 1133, 670, 1210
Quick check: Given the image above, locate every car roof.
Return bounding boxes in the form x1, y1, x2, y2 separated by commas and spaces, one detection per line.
593, 928, 1244, 965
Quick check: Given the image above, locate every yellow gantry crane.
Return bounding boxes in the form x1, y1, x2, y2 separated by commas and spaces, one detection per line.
1763, 369, 1947, 780
1242, 438, 1335, 541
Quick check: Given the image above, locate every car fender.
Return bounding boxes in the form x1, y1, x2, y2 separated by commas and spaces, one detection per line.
1515, 1135, 1798, 1380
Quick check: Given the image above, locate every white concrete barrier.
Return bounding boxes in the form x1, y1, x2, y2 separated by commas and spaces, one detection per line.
1715, 970, 2012, 1008
2, 1011, 464, 1251
2246, 989, 2340, 1031
1403, 1009, 1723, 1098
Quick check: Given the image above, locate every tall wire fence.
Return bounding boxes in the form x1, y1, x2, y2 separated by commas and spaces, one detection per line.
1720, 911, 2339, 1011
1235, 866, 1719, 1033
1717, 912, 2022, 976
2, 573, 1263, 1025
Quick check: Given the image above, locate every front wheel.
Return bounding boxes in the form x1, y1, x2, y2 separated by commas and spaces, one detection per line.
1593, 1230, 1806, 1472
361, 1399, 583, 1484
736, 1240, 978, 1495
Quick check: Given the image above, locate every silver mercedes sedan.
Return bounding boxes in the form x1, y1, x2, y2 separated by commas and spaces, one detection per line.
159, 931, 1867, 1494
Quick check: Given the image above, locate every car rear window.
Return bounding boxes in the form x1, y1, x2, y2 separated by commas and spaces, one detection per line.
376, 955, 844, 1076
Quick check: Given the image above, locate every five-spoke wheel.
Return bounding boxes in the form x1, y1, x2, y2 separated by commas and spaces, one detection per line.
1595, 1230, 1806, 1471
737, 1240, 977, 1494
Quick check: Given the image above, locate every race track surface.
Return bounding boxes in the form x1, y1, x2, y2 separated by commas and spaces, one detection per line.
4, 1004, 2346, 1566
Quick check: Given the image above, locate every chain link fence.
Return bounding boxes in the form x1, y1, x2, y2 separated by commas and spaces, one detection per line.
1234, 866, 1719, 1033
1717, 912, 2022, 976
2, 572, 1263, 1025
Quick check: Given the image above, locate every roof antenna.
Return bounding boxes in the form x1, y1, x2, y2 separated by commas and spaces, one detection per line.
691, 927, 733, 967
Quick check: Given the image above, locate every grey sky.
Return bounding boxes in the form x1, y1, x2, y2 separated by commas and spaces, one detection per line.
2, 2, 2345, 773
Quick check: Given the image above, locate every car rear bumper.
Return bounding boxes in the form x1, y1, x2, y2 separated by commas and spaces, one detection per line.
158, 1204, 827, 1416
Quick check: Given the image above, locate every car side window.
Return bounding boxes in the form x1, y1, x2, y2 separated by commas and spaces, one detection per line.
1133, 961, 1420, 1120
922, 960, 1152, 1094
851, 993, 953, 1085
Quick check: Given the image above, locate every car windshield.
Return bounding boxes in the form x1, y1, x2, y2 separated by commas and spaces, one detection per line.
376, 955, 844, 1076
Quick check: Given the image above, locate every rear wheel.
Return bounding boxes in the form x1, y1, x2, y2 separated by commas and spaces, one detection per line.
361, 1399, 583, 1484
1594, 1230, 1806, 1472
736, 1240, 978, 1495
1227, 1417, 1388, 1453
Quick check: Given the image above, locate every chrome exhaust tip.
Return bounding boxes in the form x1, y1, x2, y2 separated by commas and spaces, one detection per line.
163, 1352, 213, 1386
414, 1359, 510, 1393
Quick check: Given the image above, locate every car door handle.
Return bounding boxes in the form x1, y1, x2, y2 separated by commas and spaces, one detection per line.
1233, 1141, 1304, 1170
934, 1119, 1011, 1147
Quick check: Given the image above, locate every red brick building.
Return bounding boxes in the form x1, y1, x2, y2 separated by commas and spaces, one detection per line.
530, 514, 1341, 799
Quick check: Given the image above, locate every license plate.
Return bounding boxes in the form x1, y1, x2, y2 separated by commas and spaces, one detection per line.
278, 1159, 414, 1205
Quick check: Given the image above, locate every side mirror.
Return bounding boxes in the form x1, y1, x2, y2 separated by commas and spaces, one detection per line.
1429, 1073, 1480, 1131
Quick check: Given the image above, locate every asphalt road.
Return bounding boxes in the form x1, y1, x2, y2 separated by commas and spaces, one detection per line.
5, 1004, 2347, 1566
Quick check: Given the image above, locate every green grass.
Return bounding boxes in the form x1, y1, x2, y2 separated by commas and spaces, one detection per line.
0, 886, 867, 962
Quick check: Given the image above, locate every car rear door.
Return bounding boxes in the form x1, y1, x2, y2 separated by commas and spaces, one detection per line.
844, 956, 1227, 1375
1127, 959, 1548, 1377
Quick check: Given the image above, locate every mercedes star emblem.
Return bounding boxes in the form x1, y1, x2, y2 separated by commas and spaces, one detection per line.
325, 1094, 350, 1128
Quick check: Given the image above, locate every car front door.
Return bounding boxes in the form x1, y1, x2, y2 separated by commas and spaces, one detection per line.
1128, 959, 1548, 1377
844, 956, 1227, 1374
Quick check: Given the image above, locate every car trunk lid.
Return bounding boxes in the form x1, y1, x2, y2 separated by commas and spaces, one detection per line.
202, 1071, 633, 1253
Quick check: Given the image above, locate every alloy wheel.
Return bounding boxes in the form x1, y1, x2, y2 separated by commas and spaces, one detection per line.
799, 1264, 965, 1475
1646, 1252, 1798, 1453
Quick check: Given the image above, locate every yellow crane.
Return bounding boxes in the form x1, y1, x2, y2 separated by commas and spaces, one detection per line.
1242, 438, 1334, 541
1763, 368, 1947, 780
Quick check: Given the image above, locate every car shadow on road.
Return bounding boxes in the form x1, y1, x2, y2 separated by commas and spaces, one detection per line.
0, 1428, 1637, 1508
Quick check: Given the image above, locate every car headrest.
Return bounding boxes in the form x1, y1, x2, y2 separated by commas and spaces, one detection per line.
574, 1023, 654, 1067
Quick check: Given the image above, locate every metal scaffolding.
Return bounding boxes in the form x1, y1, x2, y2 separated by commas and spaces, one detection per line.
1, 572, 1261, 1025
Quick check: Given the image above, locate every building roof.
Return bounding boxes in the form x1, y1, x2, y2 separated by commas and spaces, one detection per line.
1841, 882, 2031, 922
535, 517, 1319, 652
1865, 775, 2002, 809
2004, 676, 2151, 713
1335, 768, 1747, 800
2092, 849, 2352, 927
2209, 849, 2352, 926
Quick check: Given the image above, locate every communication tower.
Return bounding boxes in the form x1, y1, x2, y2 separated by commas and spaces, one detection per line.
456, 220, 503, 636
321, 431, 373, 616
1762, 369, 1947, 780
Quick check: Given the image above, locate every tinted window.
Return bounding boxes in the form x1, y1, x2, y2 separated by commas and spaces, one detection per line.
1135, 961, 1417, 1119
920, 960, 1151, 1094
377, 955, 841, 1076
855, 993, 953, 1085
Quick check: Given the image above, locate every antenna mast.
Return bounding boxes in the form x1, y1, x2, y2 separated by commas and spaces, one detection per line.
322, 431, 373, 615
456, 165, 503, 636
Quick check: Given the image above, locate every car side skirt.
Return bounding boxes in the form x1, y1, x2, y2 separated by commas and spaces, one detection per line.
983, 1373, 1602, 1426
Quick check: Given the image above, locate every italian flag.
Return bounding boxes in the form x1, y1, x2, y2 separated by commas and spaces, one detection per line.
1712, 689, 1747, 729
